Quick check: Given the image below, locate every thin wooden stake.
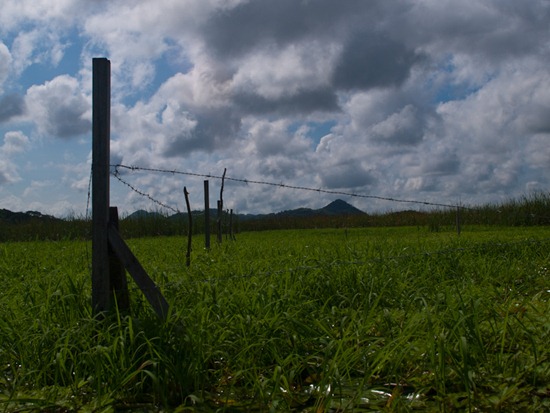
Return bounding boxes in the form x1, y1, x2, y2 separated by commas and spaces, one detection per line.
229, 208, 236, 241
217, 200, 222, 244
217, 168, 226, 244
219, 168, 226, 206
184, 187, 192, 267
456, 206, 462, 236
204, 180, 210, 249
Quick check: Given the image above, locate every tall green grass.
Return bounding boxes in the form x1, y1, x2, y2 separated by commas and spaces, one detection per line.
1, 226, 550, 411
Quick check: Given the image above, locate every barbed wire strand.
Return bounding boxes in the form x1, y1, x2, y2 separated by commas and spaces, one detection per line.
112, 164, 471, 211
112, 169, 181, 214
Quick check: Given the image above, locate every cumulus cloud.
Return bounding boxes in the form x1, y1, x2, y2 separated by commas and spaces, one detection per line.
25, 75, 91, 139
2, 0, 550, 214
0, 43, 12, 92
0, 94, 26, 123
332, 32, 422, 91
370, 105, 425, 145
2, 131, 30, 154
0, 131, 30, 186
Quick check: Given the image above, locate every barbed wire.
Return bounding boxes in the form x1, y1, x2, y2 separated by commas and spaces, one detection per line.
112, 164, 470, 210
112, 168, 181, 214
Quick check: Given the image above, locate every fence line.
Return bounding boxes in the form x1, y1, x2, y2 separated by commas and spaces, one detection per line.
110, 163, 550, 228
112, 163, 469, 211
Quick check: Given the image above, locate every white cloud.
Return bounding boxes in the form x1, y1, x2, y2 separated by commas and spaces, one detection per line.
0, 43, 12, 92
232, 41, 338, 101
2, 131, 30, 154
2, 0, 550, 215
0, 0, 87, 30
0, 131, 30, 185
370, 105, 424, 145
25, 75, 91, 139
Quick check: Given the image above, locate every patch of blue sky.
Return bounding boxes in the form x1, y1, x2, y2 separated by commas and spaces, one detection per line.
429, 55, 487, 104
123, 41, 192, 106
17, 29, 82, 90
434, 82, 482, 104
288, 120, 337, 145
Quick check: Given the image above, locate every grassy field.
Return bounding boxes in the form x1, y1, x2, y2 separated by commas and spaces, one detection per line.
1, 226, 550, 411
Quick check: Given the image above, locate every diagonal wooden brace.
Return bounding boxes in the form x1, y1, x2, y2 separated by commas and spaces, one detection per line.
108, 224, 169, 320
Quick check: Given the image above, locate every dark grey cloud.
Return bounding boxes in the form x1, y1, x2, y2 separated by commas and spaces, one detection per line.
524, 102, 550, 135
370, 105, 428, 146
332, 32, 423, 91
320, 160, 376, 189
421, 153, 460, 177
233, 87, 339, 116
0, 94, 25, 123
200, 0, 424, 123
163, 108, 242, 155
49, 105, 91, 139
403, 1, 550, 62
203, 0, 385, 58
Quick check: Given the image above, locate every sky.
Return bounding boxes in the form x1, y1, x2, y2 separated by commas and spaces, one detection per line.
0, 0, 549, 217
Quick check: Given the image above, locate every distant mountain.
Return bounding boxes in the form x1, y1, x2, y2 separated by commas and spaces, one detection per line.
0, 200, 364, 226
125, 209, 165, 220
318, 199, 365, 216
238, 199, 366, 221
0, 209, 60, 224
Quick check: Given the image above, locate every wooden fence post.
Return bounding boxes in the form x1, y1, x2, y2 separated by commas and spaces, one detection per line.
204, 180, 210, 249
91, 57, 168, 320
92, 57, 111, 314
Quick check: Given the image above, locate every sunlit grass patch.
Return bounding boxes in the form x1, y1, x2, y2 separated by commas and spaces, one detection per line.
1, 226, 550, 411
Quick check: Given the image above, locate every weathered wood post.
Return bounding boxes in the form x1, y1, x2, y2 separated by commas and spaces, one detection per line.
92, 57, 111, 314
91, 57, 168, 320
204, 180, 210, 249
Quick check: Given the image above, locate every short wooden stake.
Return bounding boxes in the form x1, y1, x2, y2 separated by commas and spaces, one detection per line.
184, 187, 192, 267
204, 180, 210, 249
217, 168, 226, 244
456, 206, 462, 236
217, 200, 223, 244
229, 209, 235, 241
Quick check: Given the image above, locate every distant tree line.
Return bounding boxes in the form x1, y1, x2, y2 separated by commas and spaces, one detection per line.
1, 192, 549, 242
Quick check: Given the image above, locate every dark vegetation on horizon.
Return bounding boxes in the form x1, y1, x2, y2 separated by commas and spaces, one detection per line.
1, 192, 549, 242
